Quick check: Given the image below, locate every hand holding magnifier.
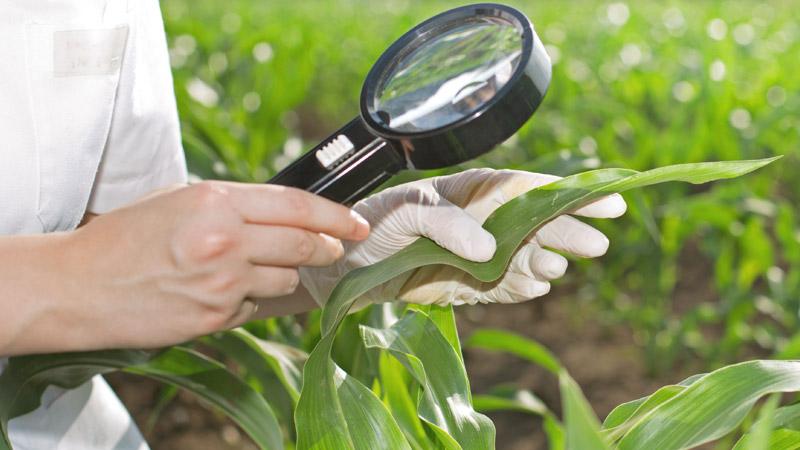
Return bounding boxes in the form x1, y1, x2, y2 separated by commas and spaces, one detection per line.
269, 3, 552, 205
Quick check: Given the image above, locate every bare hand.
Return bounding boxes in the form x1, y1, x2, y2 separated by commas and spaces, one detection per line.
51, 182, 368, 350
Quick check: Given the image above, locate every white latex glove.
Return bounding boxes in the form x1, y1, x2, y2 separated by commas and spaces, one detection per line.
299, 168, 626, 307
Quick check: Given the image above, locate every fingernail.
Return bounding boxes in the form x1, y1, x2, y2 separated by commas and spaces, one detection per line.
350, 210, 370, 239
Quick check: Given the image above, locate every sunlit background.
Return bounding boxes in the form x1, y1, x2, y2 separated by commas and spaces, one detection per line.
109, 1, 800, 448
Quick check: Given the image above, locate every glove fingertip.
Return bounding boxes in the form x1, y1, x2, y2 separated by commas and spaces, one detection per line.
469, 229, 497, 262
584, 233, 611, 258
436, 226, 496, 262
574, 193, 628, 218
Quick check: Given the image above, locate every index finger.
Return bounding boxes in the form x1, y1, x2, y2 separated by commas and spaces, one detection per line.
225, 183, 370, 240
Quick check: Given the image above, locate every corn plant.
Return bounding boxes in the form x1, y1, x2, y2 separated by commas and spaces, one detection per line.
4, 158, 796, 450
162, 0, 800, 376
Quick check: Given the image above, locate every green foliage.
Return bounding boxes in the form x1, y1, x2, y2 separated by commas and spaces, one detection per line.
466, 329, 562, 375
611, 361, 800, 449
2, 159, 790, 450
163, 0, 800, 444
161, 0, 800, 373
293, 158, 775, 448
362, 311, 495, 449
4, 1, 799, 448
0, 347, 282, 450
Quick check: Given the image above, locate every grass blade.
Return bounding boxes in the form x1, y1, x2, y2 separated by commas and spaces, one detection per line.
560, 371, 611, 450
0, 347, 283, 450
602, 374, 705, 441
361, 311, 495, 450
473, 386, 565, 450
735, 394, 781, 450
473, 386, 547, 415
204, 329, 307, 402
466, 329, 562, 375
618, 360, 800, 450
297, 159, 777, 449
294, 329, 410, 449
377, 353, 429, 450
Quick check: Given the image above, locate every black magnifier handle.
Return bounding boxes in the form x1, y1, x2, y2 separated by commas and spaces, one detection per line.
268, 117, 406, 206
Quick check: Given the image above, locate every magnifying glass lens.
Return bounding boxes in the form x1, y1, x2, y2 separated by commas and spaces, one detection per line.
372, 17, 523, 133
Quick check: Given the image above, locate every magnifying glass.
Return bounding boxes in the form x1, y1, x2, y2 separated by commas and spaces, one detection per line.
269, 3, 551, 205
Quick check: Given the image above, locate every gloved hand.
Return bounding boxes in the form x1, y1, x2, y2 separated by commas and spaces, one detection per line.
299, 168, 626, 307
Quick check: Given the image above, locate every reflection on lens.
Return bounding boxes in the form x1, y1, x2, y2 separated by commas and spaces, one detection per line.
371, 17, 523, 133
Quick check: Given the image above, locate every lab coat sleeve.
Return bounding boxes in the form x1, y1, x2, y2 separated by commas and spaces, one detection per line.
86, 0, 188, 214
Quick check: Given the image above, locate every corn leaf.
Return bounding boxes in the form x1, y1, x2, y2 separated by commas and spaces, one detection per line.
734, 429, 800, 450
738, 394, 781, 450
335, 364, 413, 450
473, 386, 548, 415
296, 158, 777, 449
545, 413, 567, 450
733, 401, 800, 450
773, 403, 800, 430
466, 329, 562, 375
410, 304, 464, 363
204, 328, 306, 402
473, 386, 565, 450
603, 385, 686, 442
377, 353, 429, 450
560, 371, 611, 450
361, 310, 495, 449
602, 374, 705, 441
617, 360, 800, 450
0, 347, 283, 450
294, 323, 410, 449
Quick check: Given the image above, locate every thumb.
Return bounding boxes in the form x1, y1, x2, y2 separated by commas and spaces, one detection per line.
420, 194, 497, 262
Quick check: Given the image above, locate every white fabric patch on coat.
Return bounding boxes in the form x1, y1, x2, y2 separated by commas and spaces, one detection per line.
53, 26, 128, 77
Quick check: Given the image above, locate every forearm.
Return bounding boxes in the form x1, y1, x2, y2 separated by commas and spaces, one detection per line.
0, 232, 78, 356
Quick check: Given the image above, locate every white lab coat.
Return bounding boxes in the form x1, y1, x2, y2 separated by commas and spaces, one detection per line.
0, 0, 188, 448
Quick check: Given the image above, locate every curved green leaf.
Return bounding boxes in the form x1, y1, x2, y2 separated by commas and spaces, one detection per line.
294, 328, 410, 449
602, 374, 705, 442
773, 403, 800, 431
336, 364, 413, 450
733, 401, 800, 450
320, 158, 777, 335
603, 385, 686, 442
296, 159, 777, 449
205, 329, 307, 402
741, 394, 781, 450
377, 353, 429, 450
361, 310, 495, 449
409, 304, 463, 362
0, 347, 283, 450
466, 329, 562, 375
560, 371, 610, 450
618, 360, 800, 450
473, 386, 547, 415
473, 386, 565, 450
734, 429, 800, 450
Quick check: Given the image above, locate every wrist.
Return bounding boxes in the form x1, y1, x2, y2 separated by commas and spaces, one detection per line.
0, 231, 83, 355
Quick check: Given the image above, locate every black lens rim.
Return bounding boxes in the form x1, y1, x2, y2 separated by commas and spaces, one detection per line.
360, 3, 536, 140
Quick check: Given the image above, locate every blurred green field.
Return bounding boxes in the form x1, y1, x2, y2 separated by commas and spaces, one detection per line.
162, 0, 799, 392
